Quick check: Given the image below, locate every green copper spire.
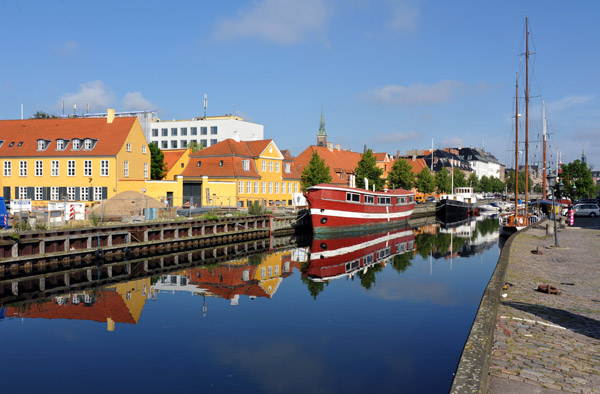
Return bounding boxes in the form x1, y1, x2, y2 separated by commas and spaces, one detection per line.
318, 107, 326, 136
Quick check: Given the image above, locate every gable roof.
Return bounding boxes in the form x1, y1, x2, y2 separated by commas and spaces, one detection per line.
294, 145, 363, 186
163, 149, 189, 173
181, 156, 260, 178
0, 117, 138, 157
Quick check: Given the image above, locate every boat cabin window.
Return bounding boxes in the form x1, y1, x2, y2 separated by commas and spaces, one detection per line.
363, 254, 374, 265
377, 247, 392, 259
398, 196, 407, 205
345, 260, 360, 272
408, 196, 414, 203
408, 240, 414, 250
346, 193, 360, 202
365, 195, 374, 204
377, 196, 391, 205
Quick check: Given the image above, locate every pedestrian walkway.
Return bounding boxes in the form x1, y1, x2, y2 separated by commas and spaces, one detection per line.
488, 218, 600, 393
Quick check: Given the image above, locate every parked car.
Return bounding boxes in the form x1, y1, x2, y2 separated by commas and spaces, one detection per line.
425, 196, 436, 204
573, 203, 600, 217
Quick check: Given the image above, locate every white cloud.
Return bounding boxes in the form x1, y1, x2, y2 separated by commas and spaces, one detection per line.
366, 80, 463, 105
60, 80, 115, 112
547, 95, 595, 113
213, 0, 328, 45
122, 92, 156, 110
385, 1, 419, 32
440, 137, 463, 147
373, 130, 420, 143
57, 40, 78, 56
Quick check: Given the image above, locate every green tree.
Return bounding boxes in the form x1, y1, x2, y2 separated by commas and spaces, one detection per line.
301, 276, 327, 300
31, 111, 56, 119
490, 177, 505, 193
355, 149, 384, 190
149, 143, 167, 180
390, 252, 413, 274
387, 159, 414, 189
416, 168, 436, 194
505, 170, 532, 194
301, 151, 332, 191
188, 140, 201, 153
559, 160, 597, 200
453, 169, 468, 188
357, 263, 384, 290
468, 172, 479, 191
435, 168, 452, 193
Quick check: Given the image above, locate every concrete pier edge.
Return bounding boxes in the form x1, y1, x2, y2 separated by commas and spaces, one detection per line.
449, 220, 538, 394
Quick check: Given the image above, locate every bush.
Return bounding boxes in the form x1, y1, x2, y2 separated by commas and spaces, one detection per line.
248, 201, 265, 215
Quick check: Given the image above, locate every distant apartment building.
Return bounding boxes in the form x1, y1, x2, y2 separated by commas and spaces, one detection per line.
149, 115, 264, 150
458, 147, 505, 181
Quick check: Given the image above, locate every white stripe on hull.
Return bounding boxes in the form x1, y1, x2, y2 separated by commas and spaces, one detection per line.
312, 230, 414, 259
310, 208, 413, 220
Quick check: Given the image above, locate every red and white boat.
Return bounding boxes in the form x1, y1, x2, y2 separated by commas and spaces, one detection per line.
304, 226, 415, 282
303, 184, 415, 233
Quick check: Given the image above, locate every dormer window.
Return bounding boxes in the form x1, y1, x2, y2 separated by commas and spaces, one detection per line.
37, 139, 51, 151
219, 160, 223, 167
284, 163, 291, 173
8, 142, 14, 147
17, 142, 23, 147
196, 161, 201, 167
56, 139, 66, 150
72, 139, 81, 150
0, 140, 4, 148
242, 160, 250, 171
84, 139, 92, 150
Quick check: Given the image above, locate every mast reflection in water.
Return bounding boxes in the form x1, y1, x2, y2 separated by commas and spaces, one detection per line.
0, 217, 500, 394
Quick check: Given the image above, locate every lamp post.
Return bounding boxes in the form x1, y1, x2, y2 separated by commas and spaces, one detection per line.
547, 171, 559, 247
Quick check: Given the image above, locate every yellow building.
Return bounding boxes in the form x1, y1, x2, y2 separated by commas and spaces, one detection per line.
0, 110, 181, 206
181, 139, 301, 207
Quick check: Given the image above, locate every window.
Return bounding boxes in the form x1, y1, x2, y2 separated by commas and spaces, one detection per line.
80, 187, 89, 201
261, 267, 266, 279
247, 181, 251, 194
19, 186, 27, 199
181, 127, 187, 136
35, 160, 43, 176
67, 160, 75, 176
171, 141, 178, 148
37, 140, 49, 151
210, 139, 217, 146
294, 183, 298, 193
365, 195, 374, 204
56, 139, 65, 150
17, 141, 23, 147
19, 160, 27, 176
346, 193, 360, 202
201, 127, 207, 135
219, 160, 223, 167
269, 161, 273, 172
261, 161, 266, 172
268, 182, 273, 194
181, 140, 187, 148
72, 139, 80, 150
242, 160, 250, 171
152, 128, 159, 137
261, 182, 266, 194
210, 126, 217, 135
0, 140, 3, 147
8, 142, 14, 147
67, 187, 76, 201
161, 128, 168, 136
161, 141, 168, 149
142, 145, 147, 154
124, 160, 129, 177
101, 160, 109, 176
144, 162, 148, 179
254, 181, 259, 194
93, 187, 103, 201
84, 139, 93, 150
275, 182, 279, 194
268, 266, 272, 276
377, 196, 391, 205
84, 160, 92, 176
3, 161, 11, 176
284, 163, 291, 173
50, 187, 59, 201
34, 187, 43, 201
191, 127, 197, 135
200, 139, 207, 148
275, 162, 280, 172
239, 181, 244, 194
171, 128, 178, 136
126, 143, 131, 152
196, 161, 201, 167
51, 160, 59, 176
282, 182, 286, 194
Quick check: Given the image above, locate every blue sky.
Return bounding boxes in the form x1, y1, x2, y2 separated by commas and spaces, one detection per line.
1, 0, 598, 170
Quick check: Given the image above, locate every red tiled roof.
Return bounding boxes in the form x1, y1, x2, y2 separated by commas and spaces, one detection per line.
404, 158, 429, 175
375, 152, 389, 162
181, 155, 260, 178
163, 149, 188, 173
294, 146, 363, 186
245, 139, 273, 157
0, 117, 137, 157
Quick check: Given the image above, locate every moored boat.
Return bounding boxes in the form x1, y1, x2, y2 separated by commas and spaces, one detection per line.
303, 184, 415, 233
436, 187, 478, 221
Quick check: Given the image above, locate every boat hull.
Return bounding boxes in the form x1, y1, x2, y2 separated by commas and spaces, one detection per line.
436, 198, 471, 221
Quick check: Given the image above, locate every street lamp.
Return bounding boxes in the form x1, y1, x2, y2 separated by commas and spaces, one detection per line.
547, 171, 559, 247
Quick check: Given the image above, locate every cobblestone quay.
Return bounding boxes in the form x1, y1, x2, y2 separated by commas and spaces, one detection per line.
488, 218, 600, 393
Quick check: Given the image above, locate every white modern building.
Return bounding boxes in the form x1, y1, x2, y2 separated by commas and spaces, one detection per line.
150, 115, 264, 150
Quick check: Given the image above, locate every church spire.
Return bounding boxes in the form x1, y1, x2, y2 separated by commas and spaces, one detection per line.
317, 107, 327, 146
582, 148, 587, 165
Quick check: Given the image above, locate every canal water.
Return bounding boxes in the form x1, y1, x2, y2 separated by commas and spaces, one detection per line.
0, 216, 501, 393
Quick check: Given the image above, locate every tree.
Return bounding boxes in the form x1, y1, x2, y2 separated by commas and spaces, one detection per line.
559, 159, 597, 200
505, 170, 532, 195
301, 151, 332, 191
435, 168, 452, 193
387, 159, 414, 190
355, 149, 384, 190
188, 140, 202, 153
31, 111, 56, 119
149, 143, 167, 180
416, 168, 436, 194
468, 172, 479, 191
453, 170, 468, 188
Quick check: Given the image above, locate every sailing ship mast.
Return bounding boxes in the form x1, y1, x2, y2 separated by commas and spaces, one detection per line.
524, 16, 530, 209
542, 100, 547, 199
514, 74, 519, 218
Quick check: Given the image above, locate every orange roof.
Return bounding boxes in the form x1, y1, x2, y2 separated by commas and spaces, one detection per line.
375, 152, 389, 162
404, 157, 429, 175
245, 139, 273, 156
162, 149, 188, 173
189, 138, 275, 158
0, 117, 137, 157
294, 145, 363, 186
182, 155, 260, 178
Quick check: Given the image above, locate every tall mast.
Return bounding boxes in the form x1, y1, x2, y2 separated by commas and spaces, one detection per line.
515, 74, 519, 218
525, 17, 530, 208
542, 100, 547, 199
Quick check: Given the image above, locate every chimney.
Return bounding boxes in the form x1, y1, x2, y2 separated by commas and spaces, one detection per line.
335, 144, 340, 151
107, 108, 115, 124
327, 142, 333, 152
